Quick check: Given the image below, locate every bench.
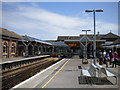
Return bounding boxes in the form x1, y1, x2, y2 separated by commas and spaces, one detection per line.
81, 63, 117, 84
96, 63, 117, 84
80, 63, 98, 83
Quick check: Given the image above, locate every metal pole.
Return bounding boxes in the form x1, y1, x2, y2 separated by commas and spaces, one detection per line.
52, 46, 54, 53
82, 30, 91, 60
24, 45, 28, 56
86, 31, 87, 60
93, 10, 96, 65
41, 45, 43, 54
85, 9, 103, 65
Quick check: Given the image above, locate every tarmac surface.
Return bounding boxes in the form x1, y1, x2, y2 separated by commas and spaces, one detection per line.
12, 55, 119, 89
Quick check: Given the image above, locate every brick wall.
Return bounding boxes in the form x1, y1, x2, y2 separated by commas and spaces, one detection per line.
0, 38, 2, 58
2, 39, 17, 58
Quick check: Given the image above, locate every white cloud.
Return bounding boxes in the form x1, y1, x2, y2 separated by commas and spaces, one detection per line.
96, 21, 118, 34
2, 3, 118, 40
2, 0, 120, 2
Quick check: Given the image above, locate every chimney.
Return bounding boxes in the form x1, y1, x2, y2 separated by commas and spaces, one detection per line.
97, 32, 100, 36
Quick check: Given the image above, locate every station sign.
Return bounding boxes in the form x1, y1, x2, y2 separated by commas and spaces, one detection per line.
68, 44, 77, 46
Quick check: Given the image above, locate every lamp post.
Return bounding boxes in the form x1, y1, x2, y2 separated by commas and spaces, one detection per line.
82, 30, 91, 60
85, 9, 103, 64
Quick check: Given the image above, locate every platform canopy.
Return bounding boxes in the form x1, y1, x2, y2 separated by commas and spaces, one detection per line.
65, 35, 105, 42
48, 41, 68, 47
19, 35, 52, 46
79, 35, 93, 42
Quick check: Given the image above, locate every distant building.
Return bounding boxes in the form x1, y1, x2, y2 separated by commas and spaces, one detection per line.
57, 32, 120, 57
0, 28, 53, 59
102, 36, 120, 56
0, 27, 119, 59
0, 27, 23, 58
18, 35, 52, 57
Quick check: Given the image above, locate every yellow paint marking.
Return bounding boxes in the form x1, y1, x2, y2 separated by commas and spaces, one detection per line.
41, 59, 71, 88
118, 65, 120, 67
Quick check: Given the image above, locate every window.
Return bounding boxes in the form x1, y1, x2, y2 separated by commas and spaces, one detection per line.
3, 42, 7, 54
11, 43, 15, 53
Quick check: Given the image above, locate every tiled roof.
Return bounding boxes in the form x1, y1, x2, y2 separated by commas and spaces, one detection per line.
58, 35, 101, 41
112, 38, 120, 44
101, 32, 119, 39
1, 27, 23, 39
57, 36, 71, 40
96, 35, 105, 40
57, 36, 83, 40
80, 34, 106, 40
57, 32, 119, 41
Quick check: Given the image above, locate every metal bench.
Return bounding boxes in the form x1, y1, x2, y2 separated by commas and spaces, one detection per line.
80, 63, 98, 83
96, 63, 117, 84
81, 63, 117, 84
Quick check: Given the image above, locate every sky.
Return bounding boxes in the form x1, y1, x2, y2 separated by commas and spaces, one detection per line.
1, 2, 118, 40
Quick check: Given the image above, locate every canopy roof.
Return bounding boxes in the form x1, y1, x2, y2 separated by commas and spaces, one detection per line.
65, 35, 106, 42
21, 35, 52, 45
47, 41, 68, 47
80, 35, 93, 42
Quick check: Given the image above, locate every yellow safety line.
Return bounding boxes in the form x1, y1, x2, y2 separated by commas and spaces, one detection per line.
41, 59, 71, 88
118, 65, 120, 67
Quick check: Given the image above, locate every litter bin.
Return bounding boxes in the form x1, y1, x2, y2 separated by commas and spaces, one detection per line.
82, 58, 88, 64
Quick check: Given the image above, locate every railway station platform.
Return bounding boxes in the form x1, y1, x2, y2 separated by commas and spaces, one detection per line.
2, 57, 24, 63
12, 55, 119, 89
1, 55, 50, 64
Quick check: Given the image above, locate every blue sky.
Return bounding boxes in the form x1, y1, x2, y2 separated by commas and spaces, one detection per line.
34, 2, 118, 23
1, 2, 118, 40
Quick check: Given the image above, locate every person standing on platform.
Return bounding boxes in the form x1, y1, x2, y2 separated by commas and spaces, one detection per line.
98, 50, 103, 65
105, 52, 109, 67
102, 50, 106, 64
109, 50, 113, 65
112, 51, 118, 68
103, 50, 106, 57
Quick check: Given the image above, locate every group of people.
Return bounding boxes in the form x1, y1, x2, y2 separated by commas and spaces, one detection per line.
98, 50, 118, 68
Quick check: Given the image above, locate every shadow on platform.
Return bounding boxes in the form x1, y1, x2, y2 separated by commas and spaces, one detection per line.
78, 66, 82, 69
78, 76, 113, 85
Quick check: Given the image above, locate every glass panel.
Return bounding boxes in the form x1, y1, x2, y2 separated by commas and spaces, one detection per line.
11, 43, 15, 53
3, 42, 7, 53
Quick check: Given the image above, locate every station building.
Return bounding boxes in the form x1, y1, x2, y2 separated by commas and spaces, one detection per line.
0, 27, 68, 59
57, 32, 120, 57
0, 27, 23, 58
102, 37, 120, 56
18, 35, 52, 57
0, 27, 120, 59
18, 36, 68, 57
0, 28, 53, 58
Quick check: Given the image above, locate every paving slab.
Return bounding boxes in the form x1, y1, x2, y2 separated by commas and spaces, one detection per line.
38, 55, 118, 88
11, 55, 119, 89
11, 58, 67, 89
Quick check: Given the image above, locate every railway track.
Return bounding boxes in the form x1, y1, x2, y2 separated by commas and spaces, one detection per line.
1, 57, 61, 90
